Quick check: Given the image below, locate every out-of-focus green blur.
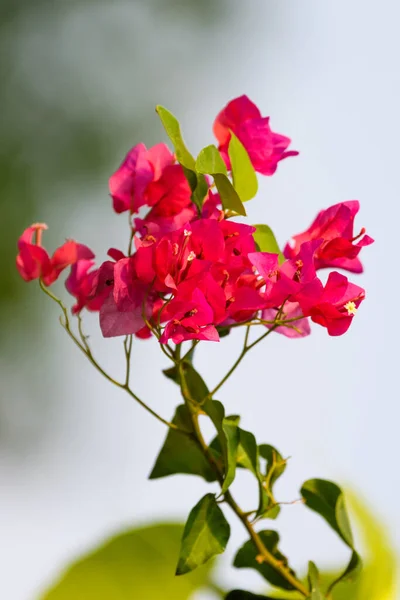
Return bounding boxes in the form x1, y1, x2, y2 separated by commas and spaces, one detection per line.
41, 494, 398, 599
0, 0, 225, 317
0, 0, 229, 437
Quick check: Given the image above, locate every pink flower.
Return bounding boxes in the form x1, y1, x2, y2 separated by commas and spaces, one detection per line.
213, 95, 298, 175
144, 164, 192, 216
262, 302, 310, 339
284, 201, 374, 273
248, 240, 322, 309
160, 289, 219, 344
65, 260, 104, 314
98, 256, 157, 338
296, 271, 365, 336
16, 223, 94, 286
109, 143, 173, 213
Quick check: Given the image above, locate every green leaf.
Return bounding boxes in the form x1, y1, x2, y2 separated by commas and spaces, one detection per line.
196, 144, 228, 175
180, 361, 209, 404
41, 523, 215, 600
214, 173, 247, 216
301, 479, 353, 548
253, 225, 285, 264
262, 505, 281, 520
156, 105, 195, 169
234, 530, 297, 591
237, 428, 269, 517
220, 416, 240, 493
308, 562, 324, 600
176, 493, 230, 575
228, 132, 258, 202
195, 144, 246, 216
301, 479, 361, 592
149, 405, 217, 482
156, 105, 208, 210
162, 347, 197, 385
203, 399, 240, 494
347, 491, 397, 600
259, 444, 287, 510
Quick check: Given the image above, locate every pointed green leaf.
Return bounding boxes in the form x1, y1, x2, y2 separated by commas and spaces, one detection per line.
176, 493, 230, 575
156, 105, 208, 210
183, 165, 209, 211
214, 173, 247, 216
327, 551, 361, 593
301, 480, 353, 546
220, 416, 240, 494
259, 444, 287, 510
195, 144, 246, 216
180, 362, 209, 404
253, 224, 285, 264
196, 145, 228, 175
149, 405, 216, 482
237, 428, 258, 473
228, 132, 258, 202
308, 562, 324, 600
42, 523, 215, 600
237, 428, 269, 517
203, 400, 240, 494
301, 479, 362, 592
234, 530, 297, 591
156, 105, 195, 169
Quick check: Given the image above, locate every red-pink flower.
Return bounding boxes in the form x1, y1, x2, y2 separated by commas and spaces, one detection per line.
109, 143, 173, 214
248, 240, 322, 309
262, 302, 310, 339
16, 223, 94, 286
144, 164, 192, 216
296, 271, 365, 336
160, 289, 219, 344
284, 201, 374, 273
65, 260, 104, 314
213, 95, 298, 175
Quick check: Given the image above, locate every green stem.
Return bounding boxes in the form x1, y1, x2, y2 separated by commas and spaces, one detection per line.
123, 335, 133, 386
210, 325, 277, 398
178, 360, 308, 597
39, 280, 186, 434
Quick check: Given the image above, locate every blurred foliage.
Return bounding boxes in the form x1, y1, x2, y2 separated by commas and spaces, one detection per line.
267, 493, 398, 599
40, 493, 398, 600
41, 523, 218, 600
0, 0, 227, 332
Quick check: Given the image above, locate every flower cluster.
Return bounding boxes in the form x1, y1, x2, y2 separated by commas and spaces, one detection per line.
16, 95, 373, 341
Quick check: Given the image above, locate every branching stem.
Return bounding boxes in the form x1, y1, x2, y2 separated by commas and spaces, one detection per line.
38, 280, 186, 434
176, 351, 308, 597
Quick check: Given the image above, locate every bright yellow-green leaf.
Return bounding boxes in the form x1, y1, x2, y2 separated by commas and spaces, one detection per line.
196, 145, 228, 175
253, 224, 285, 264
41, 523, 216, 600
156, 105, 208, 210
308, 562, 324, 600
228, 132, 258, 202
195, 145, 246, 216
156, 105, 195, 169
